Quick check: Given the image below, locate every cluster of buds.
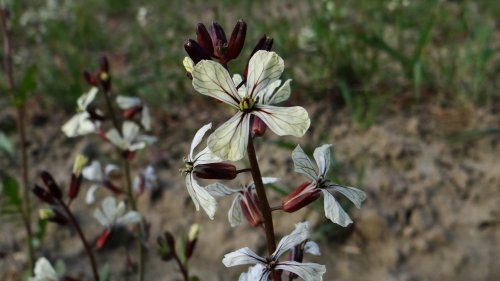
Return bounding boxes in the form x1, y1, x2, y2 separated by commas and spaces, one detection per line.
83, 56, 111, 92
32, 172, 67, 224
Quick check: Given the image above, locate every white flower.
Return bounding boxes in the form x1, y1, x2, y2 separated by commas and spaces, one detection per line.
82, 160, 120, 204
206, 177, 278, 227
223, 222, 326, 281
116, 95, 152, 131
238, 264, 267, 281
106, 121, 157, 151
62, 87, 100, 137
133, 165, 158, 193
181, 123, 222, 219
290, 144, 366, 227
29, 257, 58, 281
192, 50, 310, 161
93, 196, 141, 228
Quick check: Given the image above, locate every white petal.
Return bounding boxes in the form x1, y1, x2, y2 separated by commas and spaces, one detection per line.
101, 197, 118, 222
82, 161, 104, 182
292, 145, 318, 181
186, 175, 217, 219
122, 121, 140, 143
85, 184, 100, 204
253, 105, 310, 137
322, 190, 353, 227
313, 144, 332, 177
239, 264, 269, 281
264, 79, 292, 105
32, 257, 58, 280
232, 74, 247, 99
104, 164, 120, 176
273, 221, 310, 258
304, 241, 321, 256
246, 51, 284, 99
205, 183, 239, 198
141, 106, 152, 131
106, 128, 127, 150
77, 87, 98, 110
207, 112, 250, 161
190, 123, 212, 160
276, 261, 326, 281
228, 195, 244, 227
328, 185, 366, 209
116, 211, 142, 226
116, 95, 141, 109
183, 57, 194, 73
248, 177, 279, 189
61, 112, 97, 138
222, 247, 265, 267
114, 201, 126, 219
192, 60, 240, 108
194, 146, 222, 165
132, 175, 141, 192
93, 208, 110, 227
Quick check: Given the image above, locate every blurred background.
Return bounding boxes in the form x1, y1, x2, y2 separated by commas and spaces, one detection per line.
0, 0, 499, 280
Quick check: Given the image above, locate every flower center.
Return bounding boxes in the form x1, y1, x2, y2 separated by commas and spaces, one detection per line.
179, 157, 194, 176
239, 96, 255, 112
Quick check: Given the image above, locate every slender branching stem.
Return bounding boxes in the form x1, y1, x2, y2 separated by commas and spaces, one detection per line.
58, 198, 100, 281
100, 85, 145, 281
172, 252, 189, 281
247, 136, 281, 281
0, 8, 35, 271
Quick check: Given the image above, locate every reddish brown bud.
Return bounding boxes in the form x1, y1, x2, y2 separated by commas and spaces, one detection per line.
196, 23, 214, 55
83, 70, 97, 86
68, 174, 82, 199
209, 21, 227, 48
40, 171, 62, 200
104, 181, 123, 194
32, 185, 55, 205
240, 191, 263, 227
226, 20, 247, 61
282, 182, 321, 213
97, 228, 111, 250
123, 105, 143, 120
184, 39, 211, 63
185, 224, 200, 259
193, 163, 237, 180
251, 116, 267, 138
99, 56, 109, 73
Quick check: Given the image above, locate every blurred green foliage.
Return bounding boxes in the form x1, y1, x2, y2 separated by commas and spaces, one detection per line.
0, 0, 498, 123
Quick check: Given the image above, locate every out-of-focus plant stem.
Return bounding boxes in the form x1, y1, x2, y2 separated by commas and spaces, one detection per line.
0, 8, 35, 271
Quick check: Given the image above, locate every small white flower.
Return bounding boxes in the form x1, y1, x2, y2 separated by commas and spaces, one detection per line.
223, 222, 326, 281
29, 257, 59, 281
133, 165, 158, 193
62, 87, 100, 137
291, 144, 366, 227
116, 95, 152, 131
93, 196, 141, 228
82, 160, 120, 204
181, 123, 222, 219
206, 177, 278, 227
106, 121, 157, 151
192, 50, 310, 161
238, 264, 267, 281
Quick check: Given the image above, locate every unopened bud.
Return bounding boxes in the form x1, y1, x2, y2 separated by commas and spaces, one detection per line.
39, 208, 68, 225
83, 70, 97, 86
282, 182, 321, 213
40, 171, 62, 200
97, 228, 111, 250
185, 224, 200, 259
226, 20, 247, 61
251, 116, 267, 138
39, 208, 55, 220
184, 39, 211, 64
240, 191, 263, 227
209, 21, 227, 57
72, 154, 88, 177
123, 105, 143, 120
193, 163, 237, 180
183, 57, 194, 74
68, 174, 82, 200
157, 232, 175, 261
32, 185, 55, 205
195, 23, 214, 55
99, 56, 109, 73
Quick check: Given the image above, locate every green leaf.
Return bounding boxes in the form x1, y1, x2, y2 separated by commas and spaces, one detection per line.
2, 175, 21, 207
0, 132, 14, 157
100, 264, 110, 281
18, 65, 38, 104
189, 276, 200, 281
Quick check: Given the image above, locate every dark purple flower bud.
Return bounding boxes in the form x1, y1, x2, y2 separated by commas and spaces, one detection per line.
40, 171, 62, 200
209, 21, 228, 58
184, 39, 211, 64
32, 185, 55, 205
196, 23, 214, 56
123, 105, 143, 120
68, 174, 82, 200
282, 182, 321, 213
157, 231, 176, 261
83, 70, 97, 86
99, 56, 109, 73
240, 191, 263, 227
226, 19, 247, 61
185, 224, 200, 259
251, 116, 267, 138
193, 163, 237, 180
